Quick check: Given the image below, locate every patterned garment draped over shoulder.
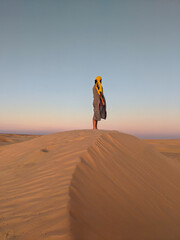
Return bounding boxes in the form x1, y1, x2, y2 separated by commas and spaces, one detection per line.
93, 85, 101, 121
93, 85, 107, 121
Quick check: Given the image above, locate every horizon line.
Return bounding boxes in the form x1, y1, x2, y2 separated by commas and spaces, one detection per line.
0, 129, 179, 140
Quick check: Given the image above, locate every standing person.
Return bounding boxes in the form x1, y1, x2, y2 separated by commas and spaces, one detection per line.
92, 76, 107, 129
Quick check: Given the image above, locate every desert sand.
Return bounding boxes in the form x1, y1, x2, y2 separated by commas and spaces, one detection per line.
143, 139, 180, 162
0, 134, 40, 147
0, 130, 180, 240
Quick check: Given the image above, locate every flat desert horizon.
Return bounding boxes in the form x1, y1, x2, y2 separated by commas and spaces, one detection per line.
0, 130, 180, 240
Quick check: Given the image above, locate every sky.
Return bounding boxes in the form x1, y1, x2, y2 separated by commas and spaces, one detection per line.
0, 0, 180, 138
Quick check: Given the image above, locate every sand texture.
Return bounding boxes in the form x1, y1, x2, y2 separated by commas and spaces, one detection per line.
0, 134, 40, 146
143, 139, 180, 162
0, 130, 180, 240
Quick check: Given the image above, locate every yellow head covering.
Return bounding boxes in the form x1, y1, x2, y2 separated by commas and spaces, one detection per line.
95, 76, 103, 95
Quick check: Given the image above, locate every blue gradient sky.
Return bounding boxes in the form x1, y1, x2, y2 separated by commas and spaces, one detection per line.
1, 0, 180, 138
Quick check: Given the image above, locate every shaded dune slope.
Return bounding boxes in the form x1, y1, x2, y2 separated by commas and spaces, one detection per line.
0, 130, 180, 240
70, 132, 180, 240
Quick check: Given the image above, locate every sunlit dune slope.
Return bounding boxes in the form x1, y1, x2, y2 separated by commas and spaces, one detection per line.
0, 130, 180, 240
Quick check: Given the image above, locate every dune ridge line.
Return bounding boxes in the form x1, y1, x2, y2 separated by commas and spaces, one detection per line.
69, 131, 180, 240
0, 130, 179, 240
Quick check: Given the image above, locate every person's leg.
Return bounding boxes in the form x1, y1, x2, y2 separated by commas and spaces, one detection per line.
93, 119, 98, 129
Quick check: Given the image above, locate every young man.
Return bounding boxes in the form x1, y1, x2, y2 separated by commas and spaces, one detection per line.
92, 76, 107, 129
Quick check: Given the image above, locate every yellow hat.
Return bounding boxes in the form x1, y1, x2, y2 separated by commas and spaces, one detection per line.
95, 76, 102, 81
95, 76, 103, 95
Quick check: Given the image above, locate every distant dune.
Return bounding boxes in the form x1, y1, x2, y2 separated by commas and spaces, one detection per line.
0, 130, 179, 240
0, 134, 40, 146
143, 139, 180, 162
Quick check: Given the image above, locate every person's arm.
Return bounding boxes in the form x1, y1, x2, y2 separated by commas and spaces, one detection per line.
100, 94, 105, 106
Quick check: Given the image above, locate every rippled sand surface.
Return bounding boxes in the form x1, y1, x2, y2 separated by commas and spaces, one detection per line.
0, 130, 179, 240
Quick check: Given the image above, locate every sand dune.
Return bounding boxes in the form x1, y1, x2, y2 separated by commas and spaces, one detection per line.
143, 139, 180, 162
0, 134, 40, 146
0, 130, 180, 240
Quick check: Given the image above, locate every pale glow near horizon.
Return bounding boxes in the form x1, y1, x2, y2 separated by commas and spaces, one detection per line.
1, 0, 180, 138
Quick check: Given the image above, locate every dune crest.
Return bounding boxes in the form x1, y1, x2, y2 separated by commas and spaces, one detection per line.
0, 130, 180, 240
